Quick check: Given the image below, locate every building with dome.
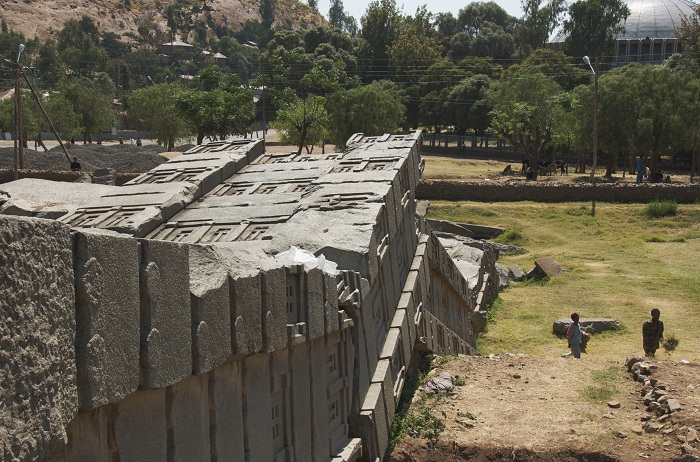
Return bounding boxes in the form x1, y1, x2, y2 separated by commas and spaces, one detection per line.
550, 0, 698, 64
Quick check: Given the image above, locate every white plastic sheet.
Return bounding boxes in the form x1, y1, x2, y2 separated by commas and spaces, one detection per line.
275, 246, 338, 275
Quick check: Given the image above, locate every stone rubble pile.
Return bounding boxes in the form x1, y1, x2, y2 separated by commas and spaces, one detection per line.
625, 355, 699, 460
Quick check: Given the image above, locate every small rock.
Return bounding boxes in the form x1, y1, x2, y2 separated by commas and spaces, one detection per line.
638, 452, 650, 459
608, 400, 621, 408
663, 441, 672, 446
512, 374, 521, 379
682, 443, 697, 454
603, 413, 615, 419
644, 422, 664, 433
661, 428, 675, 435
687, 428, 699, 443
641, 415, 652, 422
458, 419, 477, 429
632, 426, 644, 434
658, 414, 671, 422
668, 398, 682, 413
614, 431, 627, 439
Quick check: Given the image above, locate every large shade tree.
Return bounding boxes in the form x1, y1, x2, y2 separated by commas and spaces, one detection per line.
488, 66, 565, 175
128, 83, 187, 151
327, 81, 406, 150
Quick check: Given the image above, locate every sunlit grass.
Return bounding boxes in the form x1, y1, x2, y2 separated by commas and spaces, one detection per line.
427, 201, 700, 361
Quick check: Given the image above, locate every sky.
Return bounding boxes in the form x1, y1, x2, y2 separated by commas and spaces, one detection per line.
316, 0, 525, 25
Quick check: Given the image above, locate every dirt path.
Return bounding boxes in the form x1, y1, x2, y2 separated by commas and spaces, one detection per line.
390, 355, 700, 461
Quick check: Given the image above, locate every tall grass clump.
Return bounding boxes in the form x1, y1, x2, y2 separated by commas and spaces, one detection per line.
646, 199, 677, 218
494, 229, 525, 245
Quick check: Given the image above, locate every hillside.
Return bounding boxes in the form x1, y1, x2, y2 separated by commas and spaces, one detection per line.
0, 0, 327, 43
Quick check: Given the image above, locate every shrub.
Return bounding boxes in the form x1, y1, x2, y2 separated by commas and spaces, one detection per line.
495, 229, 524, 245
663, 333, 679, 352
646, 200, 677, 218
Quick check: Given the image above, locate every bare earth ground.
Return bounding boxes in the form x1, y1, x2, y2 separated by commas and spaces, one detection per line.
390, 355, 700, 462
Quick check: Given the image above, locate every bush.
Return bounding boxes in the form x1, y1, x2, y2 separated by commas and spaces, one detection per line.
495, 229, 524, 245
663, 333, 679, 352
646, 200, 677, 218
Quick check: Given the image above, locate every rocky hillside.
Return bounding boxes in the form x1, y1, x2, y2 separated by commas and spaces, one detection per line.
0, 0, 326, 43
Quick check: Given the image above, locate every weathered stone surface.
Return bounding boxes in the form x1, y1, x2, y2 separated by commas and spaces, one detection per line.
471, 311, 488, 334
509, 263, 526, 281
189, 245, 232, 374
496, 262, 510, 290
0, 216, 78, 461
139, 239, 192, 388
553, 318, 622, 336
533, 256, 564, 278
0, 178, 116, 218
74, 229, 140, 410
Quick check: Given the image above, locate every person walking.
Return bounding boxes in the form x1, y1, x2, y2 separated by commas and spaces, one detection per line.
643, 308, 664, 358
567, 313, 582, 359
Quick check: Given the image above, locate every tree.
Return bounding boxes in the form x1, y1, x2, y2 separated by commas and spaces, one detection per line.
563, 0, 630, 61
327, 82, 406, 149
269, 62, 343, 154
175, 72, 255, 145
360, 0, 402, 80
388, 7, 442, 87
260, 0, 277, 29
329, 0, 345, 28
61, 76, 117, 143
488, 66, 565, 174
520, 48, 590, 91
517, 0, 566, 55
677, 5, 700, 73
470, 22, 515, 59
417, 60, 468, 132
57, 16, 107, 76
128, 83, 187, 151
445, 75, 491, 136
458, 2, 517, 35
272, 93, 328, 154
36, 39, 64, 89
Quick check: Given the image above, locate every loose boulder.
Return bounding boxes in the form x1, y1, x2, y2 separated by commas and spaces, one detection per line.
531, 256, 564, 278
509, 264, 526, 281
552, 317, 622, 336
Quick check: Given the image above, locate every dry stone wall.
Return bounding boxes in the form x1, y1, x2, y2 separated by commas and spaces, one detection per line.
418, 179, 700, 203
2, 135, 487, 462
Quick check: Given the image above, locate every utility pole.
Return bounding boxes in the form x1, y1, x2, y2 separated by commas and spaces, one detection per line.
584, 55, 599, 216
13, 44, 25, 180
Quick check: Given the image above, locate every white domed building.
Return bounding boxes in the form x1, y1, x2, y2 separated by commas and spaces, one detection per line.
550, 0, 698, 64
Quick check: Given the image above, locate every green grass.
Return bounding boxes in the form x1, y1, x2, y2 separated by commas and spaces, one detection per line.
580, 367, 622, 402
426, 201, 700, 361
646, 199, 678, 218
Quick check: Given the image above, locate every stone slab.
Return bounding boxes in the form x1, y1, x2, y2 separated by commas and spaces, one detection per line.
114, 388, 167, 462
139, 239, 191, 388
189, 245, 232, 374
231, 273, 263, 355
0, 216, 77, 461
534, 256, 565, 278
170, 374, 210, 462
73, 229, 140, 411
210, 361, 245, 461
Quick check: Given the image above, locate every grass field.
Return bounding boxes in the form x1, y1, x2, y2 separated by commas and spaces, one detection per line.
426, 200, 700, 361
421, 153, 695, 184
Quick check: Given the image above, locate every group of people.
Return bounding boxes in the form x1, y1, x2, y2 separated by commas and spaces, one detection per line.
566, 309, 664, 359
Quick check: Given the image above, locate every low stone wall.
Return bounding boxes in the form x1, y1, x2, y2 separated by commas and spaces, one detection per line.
417, 180, 700, 203
0, 169, 140, 186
